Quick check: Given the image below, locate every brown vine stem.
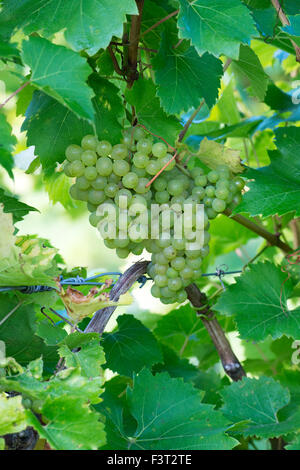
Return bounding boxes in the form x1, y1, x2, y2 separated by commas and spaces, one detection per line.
0, 81, 30, 110
271, 0, 300, 62
224, 208, 292, 254
185, 284, 246, 381
127, 0, 145, 88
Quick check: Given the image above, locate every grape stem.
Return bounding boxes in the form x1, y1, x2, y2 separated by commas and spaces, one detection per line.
0, 81, 30, 110
224, 208, 292, 254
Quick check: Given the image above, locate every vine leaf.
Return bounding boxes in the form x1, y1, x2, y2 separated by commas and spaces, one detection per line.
195, 138, 244, 173
235, 127, 300, 217
0, 112, 17, 178
177, 0, 257, 59
0, 393, 27, 436
221, 376, 300, 438
0, 188, 37, 224
126, 369, 237, 450
125, 79, 181, 145
21, 36, 94, 121
22, 91, 93, 171
0, 0, 138, 55
152, 28, 223, 114
102, 315, 162, 377
214, 262, 300, 342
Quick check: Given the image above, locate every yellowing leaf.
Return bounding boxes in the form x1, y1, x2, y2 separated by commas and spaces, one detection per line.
0, 393, 27, 436
0, 205, 16, 259
196, 138, 244, 173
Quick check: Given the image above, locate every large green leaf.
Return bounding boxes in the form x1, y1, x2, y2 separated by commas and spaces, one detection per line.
0, 0, 138, 55
125, 79, 181, 145
236, 127, 300, 217
22, 91, 93, 171
152, 29, 223, 114
126, 369, 237, 450
0, 112, 17, 177
21, 36, 94, 120
214, 262, 300, 342
232, 45, 269, 101
102, 315, 162, 377
0, 188, 38, 224
178, 0, 257, 59
221, 376, 300, 438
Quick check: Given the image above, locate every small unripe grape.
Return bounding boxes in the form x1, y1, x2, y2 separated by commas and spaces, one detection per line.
166, 267, 178, 279
81, 150, 97, 166
160, 154, 175, 171
96, 140, 112, 157
63, 162, 74, 177
172, 238, 186, 250
116, 247, 130, 258
233, 177, 245, 191
203, 196, 213, 207
135, 178, 150, 194
194, 175, 207, 187
168, 277, 182, 291
132, 165, 147, 177
115, 189, 132, 208
110, 173, 121, 184
186, 257, 202, 269
193, 269, 202, 279
133, 127, 146, 141
92, 175, 107, 190
154, 274, 168, 287
146, 160, 161, 176
133, 152, 149, 169
163, 246, 177, 260
113, 159, 130, 176
152, 142, 167, 158
96, 157, 113, 176
167, 179, 184, 196
122, 172, 139, 189
151, 284, 161, 298
205, 185, 215, 198
77, 176, 90, 190
207, 170, 219, 183
180, 267, 193, 280
89, 212, 102, 227
88, 189, 106, 205
84, 166, 98, 181
111, 144, 128, 160
171, 257, 185, 270
156, 253, 169, 265
212, 198, 226, 213
192, 186, 205, 200
161, 286, 173, 298
206, 207, 217, 219
155, 264, 168, 275
81, 134, 98, 150
215, 187, 229, 200
191, 167, 204, 178
114, 237, 130, 248
216, 179, 230, 190
69, 185, 88, 201
105, 183, 118, 198
65, 144, 82, 162
217, 165, 230, 179
155, 190, 169, 204
137, 138, 152, 154
176, 290, 187, 303
87, 202, 98, 212
104, 239, 116, 249
70, 160, 85, 177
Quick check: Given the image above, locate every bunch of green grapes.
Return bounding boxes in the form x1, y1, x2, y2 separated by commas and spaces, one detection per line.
63, 128, 244, 305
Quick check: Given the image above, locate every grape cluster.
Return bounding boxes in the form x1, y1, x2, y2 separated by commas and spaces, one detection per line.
63, 128, 244, 305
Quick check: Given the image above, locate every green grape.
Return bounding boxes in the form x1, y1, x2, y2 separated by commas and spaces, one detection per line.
155, 190, 169, 204
192, 186, 205, 200
186, 257, 202, 269
151, 284, 161, 298
160, 286, 173, 297
115, 189, 132, 208
104, 239, 116, 249
130, 195, 148, 208
168, 277, 182, 292
185, 249, 201, 259
104, 183, 118, 198
166, 267, 178, 279
205, 185, 215, 198
111, 144, 128, 160
190, 167, 204, 178
171, 257, 185, 270
154, 274, 168, 287
92, 175, 107, 190
122, 172, 139, 189
133, 127, 146, 141
152, 142, 167, 158
63, 162, 74, 177
176, 290, 187, 303
207, 170, 219, 183
194, 175, 207, 187
110, 173, 121, 184
172, 238, 185, 250
156, 235, 171, 249
167, 179, 184, 196
65, 144, 82, 162
116, 247, 130, 259
131, 165, 147, 177
81, 150, 97, 166
233, 177, 245, 191
160, 296, 176, 305
96, 157, 113, 176
203, 196, 213, 207
89, 212, 102, 227
76, 176, 90, 190
146, 160, 161, 176
88, 189, 106, 205
180, 267, 193, 280
133, 152, 149, 168
113, 159, 130, 177
206, 207, 217, 219
84, 166, 98, 181
170, 195, 184, 207
146, 240, 161, 254
193, 269, 202, 280
147, 263, 156, 279
114, 237, 130, 248
131, 244, 144, 255
135, 178, 150, 194
216, 178, 230, 190
81, 134, 98, 150
154, 264, 168, 275
200, 246, 209, 257
153, 176, 167, 191
215, 187, 229, 200
156, 253, 169, 265
96, 140, 112, 157
217, 165, 231, 179
212, 198, 226, 213
160, 154, 175, 171
87, 202, 98, 212
231, 194, 242, 206
69, 185, 88, 201
163, 246, 177, 260
70, 160, 85, 177
137, 138, 152, 154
